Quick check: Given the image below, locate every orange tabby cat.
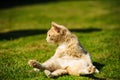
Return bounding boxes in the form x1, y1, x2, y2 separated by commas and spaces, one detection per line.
28, 22, 99, 78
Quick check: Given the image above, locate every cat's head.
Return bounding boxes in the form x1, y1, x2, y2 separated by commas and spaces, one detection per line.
46, 22, 70, 44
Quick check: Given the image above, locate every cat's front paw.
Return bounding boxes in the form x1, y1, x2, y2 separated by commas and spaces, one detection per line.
28, 60, 45, 71
28, 60, 39, 68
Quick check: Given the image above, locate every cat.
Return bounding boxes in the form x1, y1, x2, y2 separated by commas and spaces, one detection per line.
28, 22, 99, 78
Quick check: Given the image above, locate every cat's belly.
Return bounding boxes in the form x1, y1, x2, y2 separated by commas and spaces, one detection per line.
56, 57, 88, 69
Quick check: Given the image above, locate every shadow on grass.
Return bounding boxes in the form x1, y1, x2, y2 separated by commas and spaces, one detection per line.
70, 28, 102, 33
0, 29, 47, 40
93, 62, 104, 71
0, 28, 101, 40
82, 74, 106, 80
0, 0, 60, 9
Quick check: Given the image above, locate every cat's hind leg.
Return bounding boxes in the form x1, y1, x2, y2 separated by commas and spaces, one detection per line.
28, 60, 45, 71
44, 69, 68, 78
79, 65, 99, 75
88, 65, 99, 74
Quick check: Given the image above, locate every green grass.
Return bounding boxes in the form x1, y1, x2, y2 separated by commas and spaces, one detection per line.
0, 1, 120, 80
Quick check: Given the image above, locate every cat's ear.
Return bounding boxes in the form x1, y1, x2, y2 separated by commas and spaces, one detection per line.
51, 22, 61, 33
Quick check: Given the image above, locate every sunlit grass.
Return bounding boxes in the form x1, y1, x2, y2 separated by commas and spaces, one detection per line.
0, 1, 120, 80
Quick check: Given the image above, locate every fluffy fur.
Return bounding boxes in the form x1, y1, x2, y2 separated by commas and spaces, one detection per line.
28, 22, 99, 78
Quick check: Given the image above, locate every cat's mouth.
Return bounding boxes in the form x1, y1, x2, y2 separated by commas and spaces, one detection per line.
46, 38, 54, 44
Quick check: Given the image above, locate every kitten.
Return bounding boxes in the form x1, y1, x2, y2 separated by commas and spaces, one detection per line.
28, 22, 99, 78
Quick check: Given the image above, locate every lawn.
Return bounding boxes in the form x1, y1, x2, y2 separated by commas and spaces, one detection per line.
0, 0, 120, 80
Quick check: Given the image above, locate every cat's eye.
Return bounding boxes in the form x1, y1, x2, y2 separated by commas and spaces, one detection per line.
49, 34, 50, 37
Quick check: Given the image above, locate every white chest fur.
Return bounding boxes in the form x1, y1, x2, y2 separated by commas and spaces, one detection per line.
53, 43, 67, 58
56, 43, 66, 54
58, 43, 66, 50
58, 44, 65, 49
